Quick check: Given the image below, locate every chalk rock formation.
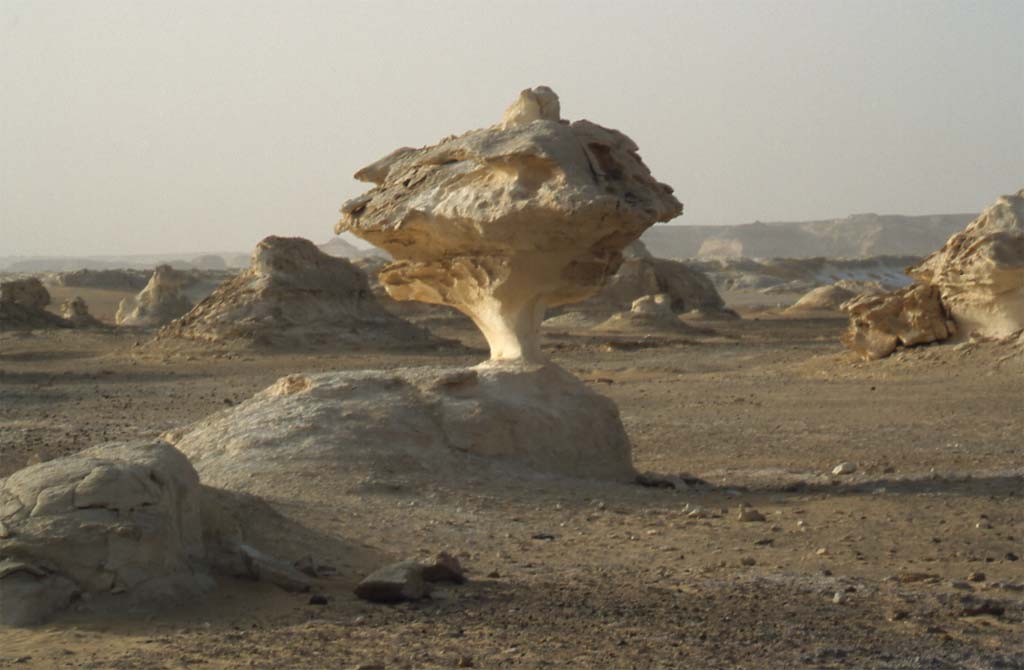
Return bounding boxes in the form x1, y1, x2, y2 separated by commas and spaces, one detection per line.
116, 265, 193, 328
841, 285, 956, 360
594, 293, 702, 335
909, 189, 1024, 338
785, 285, 858, 314
159, 236, 436, 349
337, 86, 682, 362
169, 364, 635, 489
61, 296, 103, 328
0, 441, 208, 625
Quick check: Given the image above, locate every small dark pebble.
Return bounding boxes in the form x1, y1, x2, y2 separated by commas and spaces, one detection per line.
531, 533, 556, 541
1005, 552, 1019, 561
308, 594, 328, 605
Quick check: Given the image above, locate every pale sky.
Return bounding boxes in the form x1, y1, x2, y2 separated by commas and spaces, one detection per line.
2, 0, 1022, 257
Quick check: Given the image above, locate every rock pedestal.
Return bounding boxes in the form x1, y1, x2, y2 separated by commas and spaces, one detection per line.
337, 86, 683, 363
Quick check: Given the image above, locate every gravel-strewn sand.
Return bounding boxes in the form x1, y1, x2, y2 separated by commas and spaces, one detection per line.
1, 314, 1021, 669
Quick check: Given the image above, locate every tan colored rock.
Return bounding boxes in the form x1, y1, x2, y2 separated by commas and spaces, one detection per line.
785, 285, 858, 314
594, 293, 701, 335
0, 277, 49, 309
0, 441, 209, 625
337, 87, 682, 363
158, 236, 437, 349
0, 277, 69, 330
116, 264, 193, 328
169, 363, 636, 487
909, 189, 1024, 338
61, 296, 103, 328
841, 284, 955, 360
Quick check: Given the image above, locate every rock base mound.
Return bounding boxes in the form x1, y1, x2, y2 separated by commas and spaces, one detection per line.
159, 237, 439, 349
169, 363, 636, 495
0, 441, 209, 626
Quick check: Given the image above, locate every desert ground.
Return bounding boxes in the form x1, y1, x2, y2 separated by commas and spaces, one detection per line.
1, 300, 1021, 670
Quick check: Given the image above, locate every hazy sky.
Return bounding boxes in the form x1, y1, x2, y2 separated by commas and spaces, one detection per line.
2, 1, 1022, 257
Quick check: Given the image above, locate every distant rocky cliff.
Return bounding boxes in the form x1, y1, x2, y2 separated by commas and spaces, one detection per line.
641, 213, 975, 259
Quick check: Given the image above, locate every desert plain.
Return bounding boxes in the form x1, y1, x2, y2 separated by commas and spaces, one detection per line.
1, 291, 1021, 669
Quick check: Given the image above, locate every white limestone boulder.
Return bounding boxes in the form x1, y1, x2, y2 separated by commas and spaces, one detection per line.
158, 236, 438, 349
785, 284, 858, 314
0, 441, 208, 626
910, 189, 1024, 338
169, 363, 636, 492
337, 86, 683, 363
116, 264, 193, 328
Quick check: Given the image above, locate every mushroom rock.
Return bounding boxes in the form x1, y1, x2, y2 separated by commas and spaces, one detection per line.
158, 236, 438, 349
841, 284, 956, 360
909, 189, 1024, 338
0, 441, 210, 626
336, 86, 683, 363
116, 265, 193, 328
61, 296, 103, 328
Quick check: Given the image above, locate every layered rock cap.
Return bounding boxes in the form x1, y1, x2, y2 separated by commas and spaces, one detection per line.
337, 86, 683, 362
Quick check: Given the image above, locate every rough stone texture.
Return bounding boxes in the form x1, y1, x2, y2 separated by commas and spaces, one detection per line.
158, 236, 437, 349
552, 241, 731, 323
593, 294, 699, 335
0, 277, 70, 330
0, 441, 208, 625
785, 285, 858, 314
61, 296, 104, 328
336, 86, 682, 363
169, 363, 636, 489
0, 277, 50, 309
909, 189, 1024, 338
841, 285, 956, 360
354, 561, 431, 603
116, 265, 193, 328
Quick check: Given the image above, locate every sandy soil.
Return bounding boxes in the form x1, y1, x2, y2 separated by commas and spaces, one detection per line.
0, 314, 1022, 669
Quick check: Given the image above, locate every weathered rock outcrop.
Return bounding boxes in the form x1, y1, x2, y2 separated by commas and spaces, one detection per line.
561, 241, 731, 319
337, 86, 682, 363
0, 277, 49, 309
909, 189, 1024, 338
593, 293, 700, 334
169, 364, 636, 489
841, 285, 956, 360
116, 265, 193, 328
158, 236, 437, 349
61, 296, 104, 328
785, 285, 858, 314
0, 441, 209, 625
0, 277, 69, 330
841, 189, 1024, 359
